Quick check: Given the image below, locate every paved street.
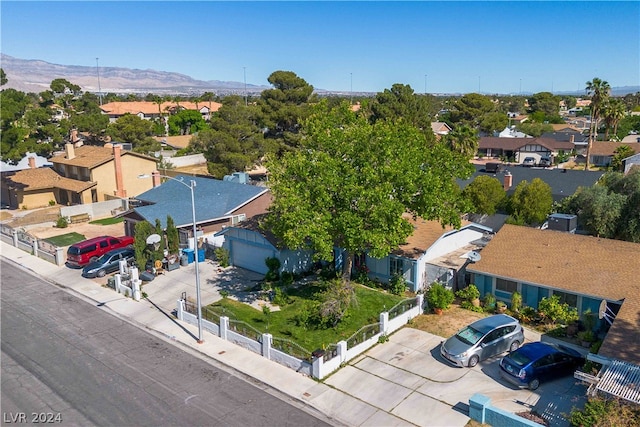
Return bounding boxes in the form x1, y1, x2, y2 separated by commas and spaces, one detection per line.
1, 260, 333, 427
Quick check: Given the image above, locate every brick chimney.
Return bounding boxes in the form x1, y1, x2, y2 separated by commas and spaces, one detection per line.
65, 143, 75, 160
152, 170, 162, 187
570, 134, 575, 144
113, 144, 126, 198
503, 171, 513, 191
71, 129, 79, 143
28, 157, 36, 169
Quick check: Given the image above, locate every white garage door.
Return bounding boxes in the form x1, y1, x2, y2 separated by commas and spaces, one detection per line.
231, 240, 273, 274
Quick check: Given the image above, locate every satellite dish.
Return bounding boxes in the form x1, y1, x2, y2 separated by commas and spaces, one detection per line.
146, 234, 161, 245
598, 299, 607, 319
468, 251, 481, 263
598, 299, 615, 325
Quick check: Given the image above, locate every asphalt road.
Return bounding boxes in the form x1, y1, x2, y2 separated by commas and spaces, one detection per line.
0, 259, 332, 427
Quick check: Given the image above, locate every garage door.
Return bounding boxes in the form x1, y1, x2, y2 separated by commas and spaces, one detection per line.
230, 240, 273, 274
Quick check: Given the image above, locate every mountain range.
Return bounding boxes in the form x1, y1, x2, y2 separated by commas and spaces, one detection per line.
1, 54, 638, 97
0, 54, 270, 96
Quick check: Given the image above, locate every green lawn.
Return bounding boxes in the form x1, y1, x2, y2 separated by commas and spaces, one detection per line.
44, 232, 86, 247
89, 217, 124, 225
208, 282, 405, 353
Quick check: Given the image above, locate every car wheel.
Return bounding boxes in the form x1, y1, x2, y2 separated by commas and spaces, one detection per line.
97, 269, 106, 278
528, 378, 540, 390
468, 355, 479, 368
510, 341, 520, 352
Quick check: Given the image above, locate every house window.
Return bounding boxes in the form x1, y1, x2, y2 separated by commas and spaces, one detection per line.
553, 291, 578, 308
231, 214, 246, 225
390, 257, 403, 276
496, 278, 517, 294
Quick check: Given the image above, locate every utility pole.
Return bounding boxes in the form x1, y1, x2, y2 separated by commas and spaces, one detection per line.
424, 74, 427, 95
96, 58, 103, 106
243, 67, 247, 106
350, 72, 353, 105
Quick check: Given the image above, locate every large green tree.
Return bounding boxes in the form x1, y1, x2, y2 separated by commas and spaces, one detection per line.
258, 70, 316, 150
446, 93, 496, 127
508, 178, 553, 225
602, 98, 626, 140
528, 91, 561, 120
106, 113, 159, 153
462, 175, 506, 215
367, 83, 434, 131
167, 109, 207, 136
441, 124, 479, 158
585, 77, 611, 169
265, 101, 474, 280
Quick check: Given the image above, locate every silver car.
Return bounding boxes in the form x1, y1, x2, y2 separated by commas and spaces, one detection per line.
440, 314, 524, 368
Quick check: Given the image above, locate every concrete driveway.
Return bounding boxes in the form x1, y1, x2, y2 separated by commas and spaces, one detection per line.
325, 327, 587, 427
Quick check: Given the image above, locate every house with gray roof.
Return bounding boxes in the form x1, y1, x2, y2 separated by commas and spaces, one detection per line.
120, 174, 271, 247
478, 137, 576, 164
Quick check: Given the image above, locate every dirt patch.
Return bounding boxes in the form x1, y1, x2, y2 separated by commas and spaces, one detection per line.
0, 211, 13, 221
27, 221, 127, 241
409, 303, 488, 338
5, 206, 61, 227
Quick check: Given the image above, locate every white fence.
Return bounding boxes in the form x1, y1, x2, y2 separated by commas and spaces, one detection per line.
60, 198, 128, 220
176, 293, 424, 379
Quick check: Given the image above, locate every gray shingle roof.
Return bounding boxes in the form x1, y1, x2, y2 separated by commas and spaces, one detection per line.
458, 165, 605, 202
134, 175, 267, 228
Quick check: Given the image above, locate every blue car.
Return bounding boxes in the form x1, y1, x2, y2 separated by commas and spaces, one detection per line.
499, 342, 585, 390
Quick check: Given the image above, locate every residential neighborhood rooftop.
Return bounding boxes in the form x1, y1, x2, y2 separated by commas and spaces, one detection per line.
469, 224, 640, 365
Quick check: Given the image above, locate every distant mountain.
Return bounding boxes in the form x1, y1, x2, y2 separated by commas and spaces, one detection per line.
0, 54, 270, 95
1, 54, 637, 97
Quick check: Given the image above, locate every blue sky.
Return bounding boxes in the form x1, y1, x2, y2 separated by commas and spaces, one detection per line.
2, 1, 639, 94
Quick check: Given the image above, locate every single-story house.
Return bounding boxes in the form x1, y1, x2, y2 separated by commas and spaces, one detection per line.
339, 216, 494, 293
467, 224, 640, 366
458, 164, 605, 202
588, 142, 640, 167
120, 173, 271, 247
477, 137, 575, 164
214, 214, 315, 275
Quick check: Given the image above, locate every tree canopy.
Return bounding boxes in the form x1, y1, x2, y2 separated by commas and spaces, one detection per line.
507, 178, 553, 225
462, 175, 506, 216
264, 101, 474, 279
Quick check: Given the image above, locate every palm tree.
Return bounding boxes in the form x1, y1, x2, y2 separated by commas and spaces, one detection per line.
602, 98, 626, 140
584, 78, 611, 170
442, 124, 479, 158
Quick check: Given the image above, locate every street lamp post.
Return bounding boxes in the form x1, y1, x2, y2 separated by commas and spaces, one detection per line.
139, 172, 204, 344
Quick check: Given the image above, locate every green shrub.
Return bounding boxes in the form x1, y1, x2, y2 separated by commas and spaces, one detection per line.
56, 216, 68, 228
456, 284, 480, 301
482, 293, 496, 312
264, 257, 280, 281
280, 271, 294, 286
537, 294, 578, 325
426, 283, 455, 310
389, 274, 407, 296
272, 287, 290, 306
510, 291, 522, 312
214, 247, 230, 267
49, 200, 56, 206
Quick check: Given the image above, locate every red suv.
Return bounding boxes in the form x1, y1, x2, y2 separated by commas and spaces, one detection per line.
66, 235, 135, 268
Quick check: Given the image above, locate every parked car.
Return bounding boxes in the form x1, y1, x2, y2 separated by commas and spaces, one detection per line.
484, 162, 503, 173
499, 341, 585, 390
67, 235, 135, 268
522, 157, 536, 167
538, 157, 552, 167
440, 314, 524, 367
81, 248, 136, 278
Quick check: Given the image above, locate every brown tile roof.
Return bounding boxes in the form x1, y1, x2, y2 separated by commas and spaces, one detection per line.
550, 124, 582, 132
100, 101, 222, 116
479, 137, 574, 151
50, 145, 156, 169
468, 224, 640, 365
589, 142, 640, 156
4, 167, 96, 192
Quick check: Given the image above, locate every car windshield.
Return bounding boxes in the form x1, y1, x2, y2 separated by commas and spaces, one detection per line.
95, 253, 113, 263
455, 326, 484, 345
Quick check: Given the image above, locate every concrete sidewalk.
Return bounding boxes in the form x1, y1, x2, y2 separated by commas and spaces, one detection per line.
0, 242, 415, 427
